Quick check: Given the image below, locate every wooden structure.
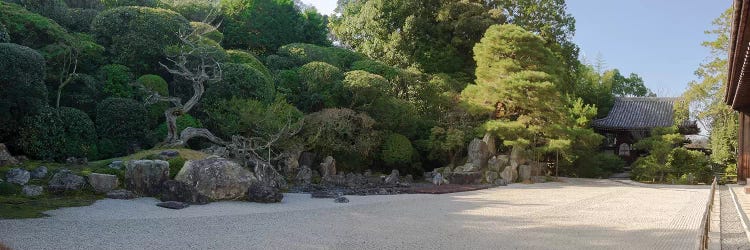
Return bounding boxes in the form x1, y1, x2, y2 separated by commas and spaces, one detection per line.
727, 0, 750, 184
592, 97, 698, 163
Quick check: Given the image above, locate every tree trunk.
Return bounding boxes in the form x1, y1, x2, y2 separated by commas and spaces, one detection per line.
164, 107, 181, 144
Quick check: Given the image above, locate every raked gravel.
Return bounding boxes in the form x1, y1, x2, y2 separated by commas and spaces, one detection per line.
0, 178, 709, 250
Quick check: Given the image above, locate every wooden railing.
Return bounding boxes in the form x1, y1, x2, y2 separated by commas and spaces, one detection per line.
698, 176, 718, 249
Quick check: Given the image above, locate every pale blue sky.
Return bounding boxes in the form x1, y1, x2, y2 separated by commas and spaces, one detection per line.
301, 0, 731, 97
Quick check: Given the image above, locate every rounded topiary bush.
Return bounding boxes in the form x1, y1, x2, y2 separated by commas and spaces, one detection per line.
297, 61, 346, 109
343, 70, 389, 107
204, 63, 275, 104
68, 8, 99, 32
150, 114, 202, 142
59, 107, 98, 159
0, 43, 48, 144
136, 74, 168, 95
226, 49, 271, 78
96, 98, 149, 157
19, 107, 66, 160
91, 6, 190, 73
190, 21, 223, 43
59, 74, 100, 116
381, 133, 414, 168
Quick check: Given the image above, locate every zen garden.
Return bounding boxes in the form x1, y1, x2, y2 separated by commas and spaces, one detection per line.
0, 0, 749, 249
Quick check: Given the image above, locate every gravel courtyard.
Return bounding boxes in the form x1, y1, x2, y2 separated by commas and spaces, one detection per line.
0, 178, 709, 250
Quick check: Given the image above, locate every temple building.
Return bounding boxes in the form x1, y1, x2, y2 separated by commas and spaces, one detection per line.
727, 0, 750, 184
592, 97, 699, 163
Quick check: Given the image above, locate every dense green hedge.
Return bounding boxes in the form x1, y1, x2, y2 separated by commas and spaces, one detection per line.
0, 43, 48, 144
91, 6, 190, 73
297, 61, 345, 110
19, 107, 66, 160
97, 64, 135, 98
59, 74, 101, 116
204, 63, 275, 104
59, 107, 98, 158
381, 133, 414, 168
276, 43, 363, 69
190, 21, 223, 43
226, 49, 271, 78
96, 98, 149, 157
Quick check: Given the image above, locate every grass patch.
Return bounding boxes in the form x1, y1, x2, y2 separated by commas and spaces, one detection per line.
0, 193, 103, 219
88, 148, 208, 167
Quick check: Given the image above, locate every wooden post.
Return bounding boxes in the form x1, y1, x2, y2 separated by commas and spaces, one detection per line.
739, 113, 750, 185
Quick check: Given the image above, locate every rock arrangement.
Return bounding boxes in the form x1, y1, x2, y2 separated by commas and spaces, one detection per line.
160, 180, 209, 205
88, 173, 119, 193
48, 169, 85, 193
30, 166, 47, 179
175, 157, 257, 200
430, 138, 549, 185
106, 189, 137, 200
0, 143, 19, 166
246, 182, 282, 203
6, 168, 30, 185
22, 185, 43, 197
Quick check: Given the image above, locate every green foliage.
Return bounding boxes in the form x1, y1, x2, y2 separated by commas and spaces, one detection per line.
331, 0, 502, 74
426, 126, 466, 165
68, 8, 100, 32
220, 0, 329, 55
150, 114, 202, 142
293, 61, 346, 111
204, 63, 275, 105
136, 74, 168, 96
59, 74, 101, 115
463, 24, 566, 152
226, 49, 271, 78
161, 0, 217, 22
342, 70, 389, 108
0, 182, 21, 195
299, 8, 331, 47
301, 108, 379, 161
380, 133, 414, 168
0, 23, 8, 43
602, 69, 655, 97
167, 156, 186, 179
368, 98, 421, 138
190, 21, 223, 43
275, 43, 363, 69
91, 6, 191, 73
101, 0, 158, 8
58, 107, 98, 159
95, 98, 149, 157
97, 64, 135, 98
203, 96, 302, 139
0, 43, 48, 144
19, 107, 65, 160
572, 153, 625, 178
17, 0, 74, 29
630, 127, 708, 183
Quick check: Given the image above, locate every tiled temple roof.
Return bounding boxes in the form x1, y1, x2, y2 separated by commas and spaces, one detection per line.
592, 97, 678, 131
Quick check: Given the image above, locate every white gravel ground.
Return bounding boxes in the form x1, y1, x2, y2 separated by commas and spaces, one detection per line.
0, 178, 709, 250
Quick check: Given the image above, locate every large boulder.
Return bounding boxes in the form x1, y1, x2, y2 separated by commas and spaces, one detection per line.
160, 180, 210, 204
384, 169, 399, 185
432, 172, 445, 185
22, 185, 43, 197
319, 156, 336, 179
488, 155, 509, 172
88, 173, 119, 193
48, 169, 85, 192
519, 165, 532, 182
125, 160, 169, 196
278, 149, 302, 176
6, 168, 30, 185
30, 166, 47, 179
175, 157, 257, 200
446, 172, 482, 185
253, 161, 287, 190
500, 164, 518, 183
295, 166, 312, 185
0, 143, 18, 166
466, 138, 490, 169
246, 182, 282, 203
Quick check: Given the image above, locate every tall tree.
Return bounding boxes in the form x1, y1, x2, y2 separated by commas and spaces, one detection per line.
682, 8, 737, 167
461, 24, 567, 155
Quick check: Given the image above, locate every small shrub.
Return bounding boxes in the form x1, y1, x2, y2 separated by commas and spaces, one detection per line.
97, 64, 135, 98
96, 98, 149, 157
226, 49, 271, 78
204, 63, 275, 104
20, 107, 66, 160
381, 133, 414, 168
573, 152, 626, 178
59, 107, 98, 159
167, 157, 185, 179
0, 182, 20, 195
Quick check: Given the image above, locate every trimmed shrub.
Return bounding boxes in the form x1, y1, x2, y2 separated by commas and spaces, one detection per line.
101, 0, 158, 8
190, 22, 223, 43
265, 54, 297, 71
350, 59, 399, 80
297, 61, 345, 109
573, 152, 626, 178
276, 43, 363, 69
91, 6, 191, 73
381, 133, 414, 168
137, 74, 168, 95
64, 0, 104, 9
68, 8, 99, 32
342, 70, 389, 108
0, 182, 21, 195
19, 107, 66, 160
167, 156, 186, 179
59, 107, 98, 159
204, 63, 275, 104
97, 64, 135, 98
18, 0, 74, 29
161, 0, 215, 22
226, 49, 271, 78
0, 2, 71, 49
301, 108, 379, 160
96, 98, 149, 157
204, 96, 302, 139
0, 43, 48, 144
60, 74, 101, 116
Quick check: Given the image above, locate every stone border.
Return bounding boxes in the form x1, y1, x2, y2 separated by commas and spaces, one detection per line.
727, 185, 750, 245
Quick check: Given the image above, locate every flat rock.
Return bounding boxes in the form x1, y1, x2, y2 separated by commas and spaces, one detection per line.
6, 168, 30, 185
22, 185, 43, 197
88, 173, 119, 193
446, 172, 483, 185
334, 196, 349, 203
108, 160, 124, 169
106, 189, 137, 200
156, 201, 189, 210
